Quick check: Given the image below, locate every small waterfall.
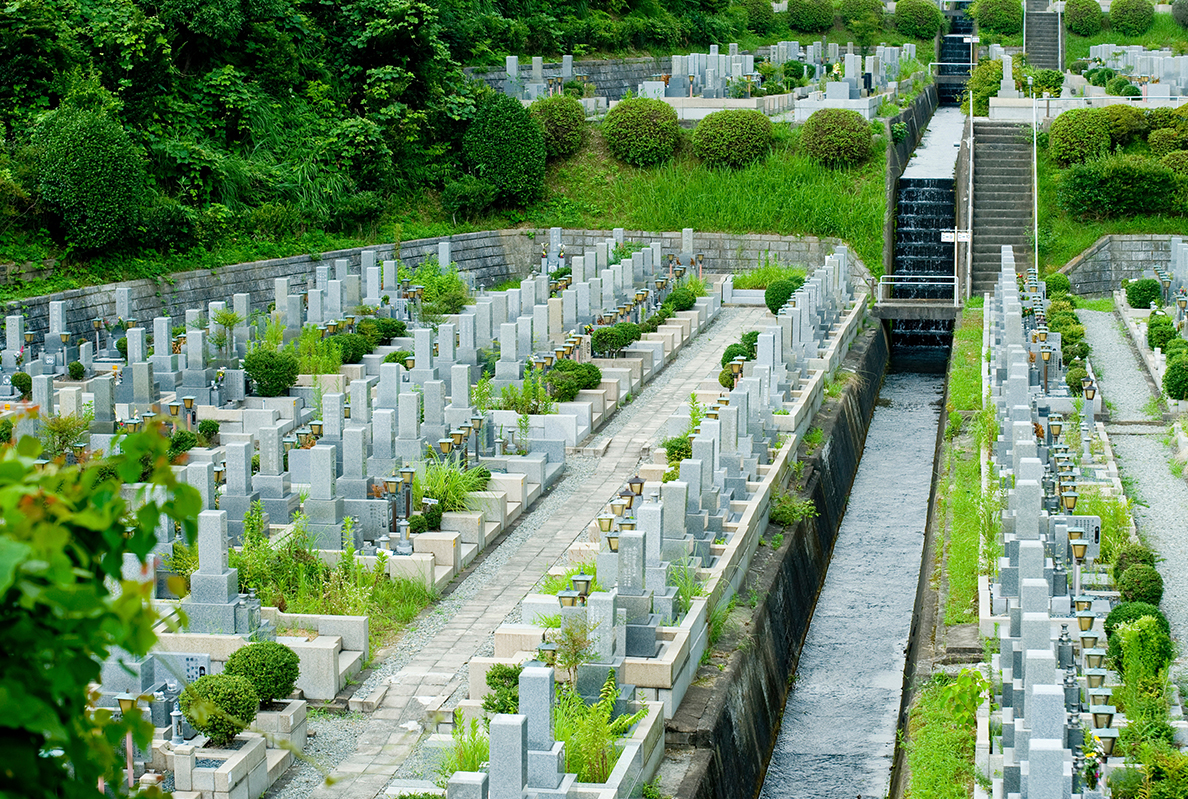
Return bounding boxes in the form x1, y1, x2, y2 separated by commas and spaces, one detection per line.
938, 3, 974, 105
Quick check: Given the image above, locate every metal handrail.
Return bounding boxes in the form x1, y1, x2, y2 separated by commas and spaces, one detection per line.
877, 274, 961, 307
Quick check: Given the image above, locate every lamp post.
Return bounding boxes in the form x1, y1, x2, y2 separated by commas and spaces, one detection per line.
1040, 344, 1052, 393
93, 318, 103, 351
116, 692, 139, 790
471, 414, 484, 462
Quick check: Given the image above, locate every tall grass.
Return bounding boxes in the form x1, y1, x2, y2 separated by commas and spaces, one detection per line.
949, 307, 984, 412
732, 259, 808, 290
1065, 14, 1188, 62
435, 711, 489, 787
538, 127, 887, 273
553, 671, 647, 783
413, 457, 492, 512
905, 675, 978, 799
1078, 485, 1134, 565
943, 443, 984, 625
539, 563, 602, 595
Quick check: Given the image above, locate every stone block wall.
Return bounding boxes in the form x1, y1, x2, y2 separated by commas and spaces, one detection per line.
3, 227, 854, 338
1061, 235, 1175, 296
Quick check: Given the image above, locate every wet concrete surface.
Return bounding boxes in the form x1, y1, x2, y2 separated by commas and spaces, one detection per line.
759, 372, 944, 799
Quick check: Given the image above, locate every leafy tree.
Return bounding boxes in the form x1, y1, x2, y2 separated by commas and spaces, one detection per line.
0, 426, 201, 798
463, 91, 546, 207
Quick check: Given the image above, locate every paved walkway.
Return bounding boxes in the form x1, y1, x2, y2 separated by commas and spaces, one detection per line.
309, 305, 769, 799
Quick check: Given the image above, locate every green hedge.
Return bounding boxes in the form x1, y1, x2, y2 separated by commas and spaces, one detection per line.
1126, 278, 1163, 308
180, 673, 259, 747
1164, 354, 1188, 399
786, 0, 834, 31
1048, 108, 1110, 165
765, 279, 798, 313
894, 0, 944, 38
464, 93, 547, 207
1102, 104, 1148, 147
971, 0, 1023, 33
1147, 313, 1176, 350
1119, 563, 1164, 606
1064, 0, 1103, 34
1162, 149, 1188, 176
1109, 0, 1156, 34
602, 98, 680, 167
244, 348, 299, 396
801, 108, 872, 166
224, 642, 300, 705
691, 109, 773, 168
530, 95, 586, 161
1057, 154, 1178, 219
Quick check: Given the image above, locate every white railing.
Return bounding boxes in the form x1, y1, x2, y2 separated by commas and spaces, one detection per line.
878, 274, 961, 306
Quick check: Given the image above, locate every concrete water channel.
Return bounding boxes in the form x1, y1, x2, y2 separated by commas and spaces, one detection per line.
758, 107, 965, 799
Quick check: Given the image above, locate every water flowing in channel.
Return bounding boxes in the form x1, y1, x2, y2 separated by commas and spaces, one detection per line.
758, 369, 944, 799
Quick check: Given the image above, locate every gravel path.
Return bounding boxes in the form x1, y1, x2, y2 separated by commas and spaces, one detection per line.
1080, 308, 1188, 641
1079, 310, 1156, 422
1107, 434, 1188, 642
265, 713, 374, 799
266, 307, 751, 799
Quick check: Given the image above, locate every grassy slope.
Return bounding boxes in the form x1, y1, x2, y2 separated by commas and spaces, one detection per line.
0, 123, 888, 298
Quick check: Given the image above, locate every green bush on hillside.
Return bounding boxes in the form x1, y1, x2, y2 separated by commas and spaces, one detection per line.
602, 98, 680, 167
1102, 103, 1148, 147
837, 0, 884, 27
463, 93, 547, 207
970, 0, 1023, 33
1174, 0, 1188, 27
691, 109, 774, 168
35, 107, 147, 252
1150, 127, 1188, 158
1164, 354, 1188, 399
1065, 0, 1103, 35
894, 0, 944, 39
1126, 278, 1164, 309
1044, 272, 1072, 295
1106, 75, 1135, 96
1048, 108, 1110, 165
1109, 0, 1156, 34
786, 0, 835, 31
529, 94, 586, 161
742, 0, 777, 32
801, 108, 873, 166
1161, 150, 1188, 176
1057, 155, 1178, 219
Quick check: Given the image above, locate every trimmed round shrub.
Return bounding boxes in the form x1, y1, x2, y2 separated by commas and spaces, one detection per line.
463, 93, 547, 207
742, 0, 777, 32
1102, 103, 1148, 146
662, 435, 692, 464
1065, 364, 1087, 395
1106, 75, 1133, 96
67, 360, 85, 381
35, 108, 147, 252
667, 286, 696, 312
691, 109, 774, 168
1150, 127, 1188, 158
1146, 105, 1183, 132
12, 372, 32, 400
1164, 337, 1188, 359
244, 347, 299, 397
551, 359, 601, 389
971, 0, 1023, 33
838, 0, 884, 26
1057, 155, 1178, 219
614, 321, 641, 343
721, 342, 751, 368
547, 370, 583, 402
408, 514, 428, 534
719, 367, 735, 388
1119, 83, 1141, 97
765, 279, 798, 313
1175, 0, 1188, 27
529, 95, 586, 161
895, 0, 944, 38
786, 0, 834, 31
1113, 542, 1157, 583
591, 326, 624, 355
1119, 563, 1164, 606
1064, 0, 1103, 34
329, 332, 372, 364
1164, 354, 1188, 399
1048, 108, 1110, 165
1162, 149, 1188, 177
1105, 602, 1172, 670
224, 642, 300, 706
1044, 272, 1072, 295
1147, 313, 1176, 350
1126, 278, 1164, 309
180, 673, 259, 747
602, 98, 680, 167
1086, 67, 1116, 87
801, 108, 873, 166
1109, 0, 1155, 35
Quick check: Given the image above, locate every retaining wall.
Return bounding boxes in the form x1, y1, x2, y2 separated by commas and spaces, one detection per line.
666, 324, 890, 799
3, 229, 855, 338
1060, 234, 1178, 296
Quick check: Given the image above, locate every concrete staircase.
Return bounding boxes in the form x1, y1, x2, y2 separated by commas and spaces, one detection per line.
1025, 4, 1062, 71
972, 121, 1032, 293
